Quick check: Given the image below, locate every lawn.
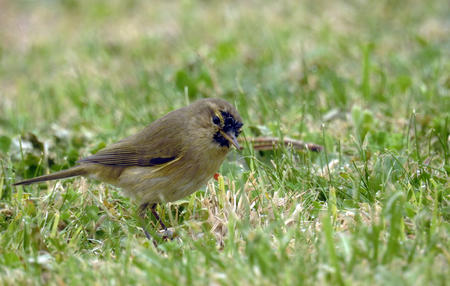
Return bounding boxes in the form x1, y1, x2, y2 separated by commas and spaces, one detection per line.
0, 0, 449, 285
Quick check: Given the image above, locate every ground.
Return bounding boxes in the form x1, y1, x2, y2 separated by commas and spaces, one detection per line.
0, 0, 449, 285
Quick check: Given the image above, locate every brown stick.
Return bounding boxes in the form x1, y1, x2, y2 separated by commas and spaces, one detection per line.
238, 137, 323, 152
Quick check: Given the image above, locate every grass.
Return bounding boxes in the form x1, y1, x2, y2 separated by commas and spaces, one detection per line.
0, 0, 449, 285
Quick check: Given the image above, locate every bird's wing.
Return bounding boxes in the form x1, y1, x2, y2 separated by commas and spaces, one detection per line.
78, 113, 186, 167
77, 144, 179, 167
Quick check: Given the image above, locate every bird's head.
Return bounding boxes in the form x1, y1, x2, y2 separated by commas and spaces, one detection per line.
188, 98, 243, 151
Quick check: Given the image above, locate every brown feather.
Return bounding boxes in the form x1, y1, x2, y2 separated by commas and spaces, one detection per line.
78, 107, 187, 167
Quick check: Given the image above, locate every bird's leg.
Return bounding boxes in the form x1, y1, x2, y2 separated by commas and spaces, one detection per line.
151, 204, 174, 240
150, 203, 167, 231
138, 202, 173, 240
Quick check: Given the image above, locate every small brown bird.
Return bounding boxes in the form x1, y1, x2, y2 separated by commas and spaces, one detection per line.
14, 98, 243, 238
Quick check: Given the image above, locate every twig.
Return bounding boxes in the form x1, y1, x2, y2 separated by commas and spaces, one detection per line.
239, 137, 323, 152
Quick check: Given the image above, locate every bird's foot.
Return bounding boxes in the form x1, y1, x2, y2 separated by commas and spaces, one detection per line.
158, 228, 175, 240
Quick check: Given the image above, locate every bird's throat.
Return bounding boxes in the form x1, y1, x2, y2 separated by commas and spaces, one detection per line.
213, 131, 230, 147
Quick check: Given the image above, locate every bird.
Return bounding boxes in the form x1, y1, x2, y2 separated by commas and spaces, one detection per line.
13, 98, 243, 239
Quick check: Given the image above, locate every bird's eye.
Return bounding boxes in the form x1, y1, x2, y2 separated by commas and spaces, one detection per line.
212, 115, 221, 125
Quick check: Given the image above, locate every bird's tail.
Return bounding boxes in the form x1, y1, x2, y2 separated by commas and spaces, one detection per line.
13, 166, 87, 186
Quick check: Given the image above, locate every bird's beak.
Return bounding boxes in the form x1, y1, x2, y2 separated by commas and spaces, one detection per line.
220, 130, 241, 150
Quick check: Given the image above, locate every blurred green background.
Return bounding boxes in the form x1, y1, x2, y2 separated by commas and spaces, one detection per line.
0, 0, 448, 285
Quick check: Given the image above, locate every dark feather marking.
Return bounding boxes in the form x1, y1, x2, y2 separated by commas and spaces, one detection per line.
213, 111, 243, 147
220, 111, 243, 136
147, 157, 176, 166
213, 131, 230, 147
